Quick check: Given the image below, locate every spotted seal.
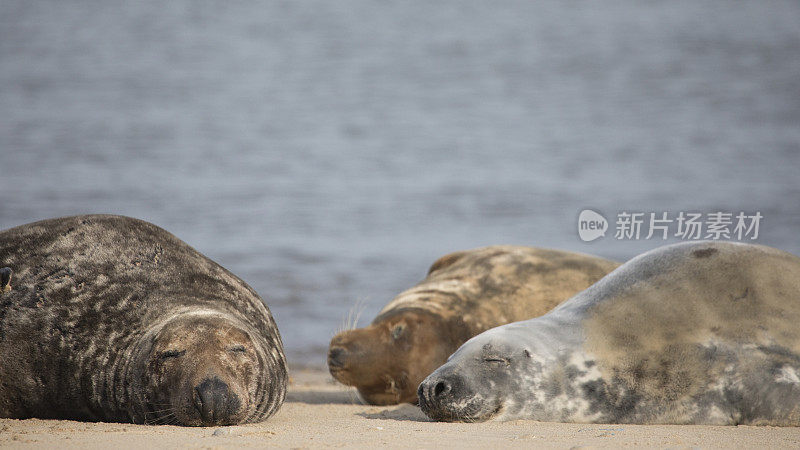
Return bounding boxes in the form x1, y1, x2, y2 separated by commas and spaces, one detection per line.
0, 215, 287, 426
418, 241, 800, 425
328, 246, 619, 405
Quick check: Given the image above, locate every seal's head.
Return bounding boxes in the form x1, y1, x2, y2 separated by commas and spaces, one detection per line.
417, 327, 543, 422
328, 308, 466, 405
132, 311, 280, 426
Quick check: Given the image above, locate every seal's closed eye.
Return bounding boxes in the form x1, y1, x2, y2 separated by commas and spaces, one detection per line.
160, 349, 186, 359
483, 357, 509, 365
229, 345, 247, 353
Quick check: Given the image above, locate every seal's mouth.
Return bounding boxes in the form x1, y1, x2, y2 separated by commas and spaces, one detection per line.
149, 376, 247, 427
327, 361, 352, 385
418, 396, 502, 423
417, 376, 503, 422
327, 346, 359, 386
473, 402, 504, 422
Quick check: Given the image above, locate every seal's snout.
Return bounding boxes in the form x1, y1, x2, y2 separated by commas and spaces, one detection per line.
328, 332, 366, 384
328, 347, 347, 368
193, 376, 241, 425
418, 374, 460, 409
418, 372, 486, 422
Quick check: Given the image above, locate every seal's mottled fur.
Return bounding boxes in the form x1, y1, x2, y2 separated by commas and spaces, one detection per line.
419, 241, 800, 425
329, 246, 619, 404
0, 215, 287, 425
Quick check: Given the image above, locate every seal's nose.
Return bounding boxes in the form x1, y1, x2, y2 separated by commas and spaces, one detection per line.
419, 376, 456, 403
193, 376, 241, 425
328, 347, 347, 368
418, 374, 466, 421
432, 379, 451, 398
417, 378, 434, 411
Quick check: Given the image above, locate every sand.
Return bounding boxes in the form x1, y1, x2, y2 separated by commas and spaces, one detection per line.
1, 368, 799, 449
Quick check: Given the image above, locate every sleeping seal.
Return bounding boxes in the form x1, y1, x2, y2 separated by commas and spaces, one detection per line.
0, 215, 287, 426
328, 246, 619, 405
418, 241, 800, 425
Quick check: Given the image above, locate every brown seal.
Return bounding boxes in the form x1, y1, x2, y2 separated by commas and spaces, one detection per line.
0, 215, 287, 426
328, 245, 619, 405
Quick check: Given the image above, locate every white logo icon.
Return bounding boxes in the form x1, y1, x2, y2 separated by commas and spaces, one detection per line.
578, 209, 608, 242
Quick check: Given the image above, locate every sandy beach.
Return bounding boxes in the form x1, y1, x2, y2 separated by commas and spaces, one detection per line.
1, 368, 798, 449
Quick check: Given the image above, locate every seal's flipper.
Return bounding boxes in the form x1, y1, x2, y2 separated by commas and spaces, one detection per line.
0, 267, 11, 293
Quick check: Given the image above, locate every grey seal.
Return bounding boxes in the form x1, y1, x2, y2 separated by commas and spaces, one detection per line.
0, 215, 287, 426
419, 241, 800, 425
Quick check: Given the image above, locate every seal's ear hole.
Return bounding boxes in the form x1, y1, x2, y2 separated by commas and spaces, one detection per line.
391, 324, 405, 340
523, 349, 531, 358
229, 345, 247, 353
160, 349, 186, 359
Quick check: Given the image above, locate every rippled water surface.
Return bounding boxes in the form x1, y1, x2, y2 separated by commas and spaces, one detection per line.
1, 1, 799, 366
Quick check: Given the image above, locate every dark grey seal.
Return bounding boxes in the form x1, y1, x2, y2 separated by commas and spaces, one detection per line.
0, 215, 287, 426
418, 241, 800, 425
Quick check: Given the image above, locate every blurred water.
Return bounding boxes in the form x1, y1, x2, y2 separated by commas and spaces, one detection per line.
1, 1, 799, 366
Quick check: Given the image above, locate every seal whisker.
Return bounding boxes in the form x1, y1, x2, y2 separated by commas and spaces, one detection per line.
349, 389, 362, 405
145, 414, 170, 426
155, 417, 179, 426
348, 298, 367, 331
149, 407, 178, 414
336, 297, 368, 335
150, 410, 179, 426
